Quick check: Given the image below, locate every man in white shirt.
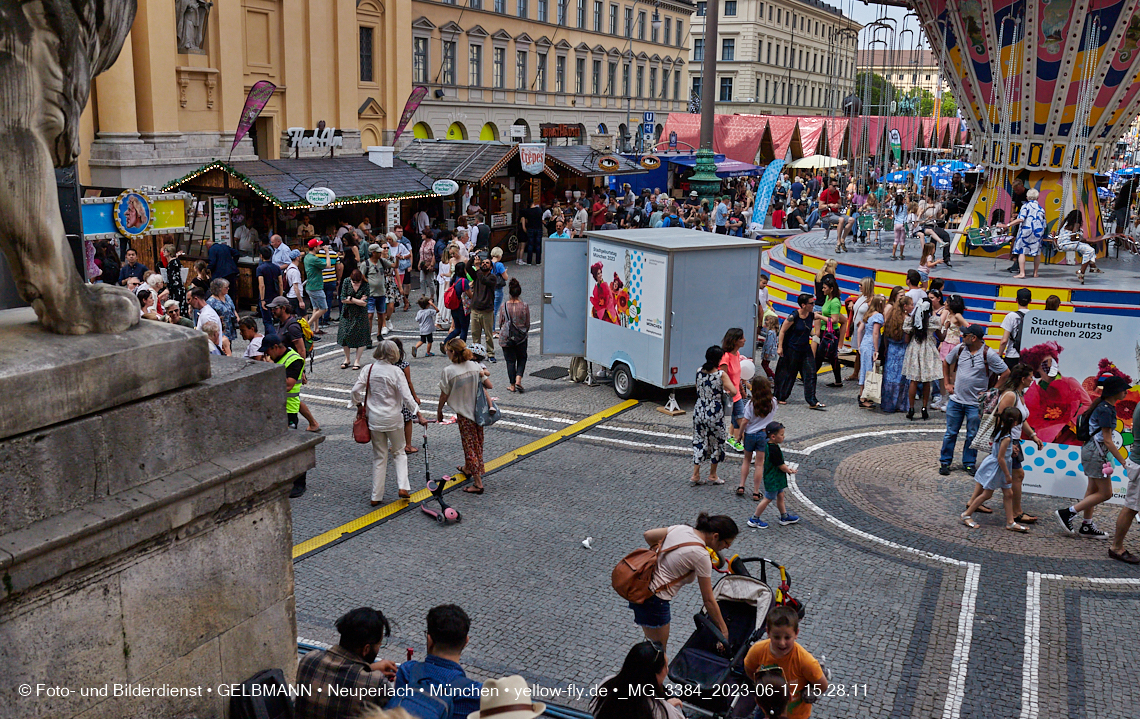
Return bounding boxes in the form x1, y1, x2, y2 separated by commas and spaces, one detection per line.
270, 234, 292, 270
189, 287, 220, 331
415, 209, 430, 234
234, 219, 259, 254
285, 250, 305, 315
904, 270, 927, 306
572, 201, 589, 237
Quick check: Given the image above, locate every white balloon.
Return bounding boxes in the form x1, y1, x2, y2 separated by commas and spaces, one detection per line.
740, 358, 756, 381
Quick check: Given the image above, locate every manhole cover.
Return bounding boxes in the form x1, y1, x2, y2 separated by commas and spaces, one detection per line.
530, 366, 569, 380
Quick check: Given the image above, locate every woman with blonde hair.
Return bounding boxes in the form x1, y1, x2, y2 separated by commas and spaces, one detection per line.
352, 339, 425, 504
437, 339, 493, 494
847, 276, 875, 382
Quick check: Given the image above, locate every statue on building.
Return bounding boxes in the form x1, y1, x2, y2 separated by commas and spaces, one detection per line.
176, 0, 212, 54
0, 0, 140, 334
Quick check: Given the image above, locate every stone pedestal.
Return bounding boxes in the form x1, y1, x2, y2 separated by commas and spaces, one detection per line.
0, 311, 320, 718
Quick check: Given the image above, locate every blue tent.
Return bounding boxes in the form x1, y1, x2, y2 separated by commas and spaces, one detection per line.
934, 160, 976, 172
881, 170, 912, 183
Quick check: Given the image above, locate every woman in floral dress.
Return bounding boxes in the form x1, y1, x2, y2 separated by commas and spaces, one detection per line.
691, 346, 739, 486
338, 269, 370, 369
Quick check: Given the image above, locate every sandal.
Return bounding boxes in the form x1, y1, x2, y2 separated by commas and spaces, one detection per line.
710, 477, 725, 485
1109, 548, 1140, 564
808, 403, 827, 411
1014, 512, 1038, 524
405, 446, 418, 454
690, 478, 706, 486
975, 504, 994, 514
340, 362, 351, 369
352, 364, 361, 370
1006, 522, 1029, 533
961, 514, 979, 529
507, 385, 517, 392
752, 492, 762, 501
858, 400, 875, 409
826, 382, 843, 388
735, 486, 746, 496
463, 486, 484, 494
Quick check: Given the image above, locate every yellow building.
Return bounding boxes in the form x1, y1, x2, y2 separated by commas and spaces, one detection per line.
406, 0, 695, 151
79, 0, 411, 188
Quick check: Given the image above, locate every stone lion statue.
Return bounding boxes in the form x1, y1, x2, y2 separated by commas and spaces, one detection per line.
0, 0, 139, 334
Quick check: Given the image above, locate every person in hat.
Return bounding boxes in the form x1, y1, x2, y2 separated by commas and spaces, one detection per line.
939, 324, 1009, 476
303, 237, 330, 331
262, 334, 316, 495
1056, 373, 1138, 538
998, 288, 1032, 371
469, 675, 545, 719
285, 249, 306, 316
294, 607, 396, 719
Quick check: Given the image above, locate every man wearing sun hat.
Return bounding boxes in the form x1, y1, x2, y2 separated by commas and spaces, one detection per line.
469, 675, 545, 719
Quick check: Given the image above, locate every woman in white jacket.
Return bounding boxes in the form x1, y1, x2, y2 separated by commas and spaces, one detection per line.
352, 340, 426, 504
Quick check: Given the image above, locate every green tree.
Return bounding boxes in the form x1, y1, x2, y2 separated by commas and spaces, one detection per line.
939, 92, 958, 117
854, 72, 899, 114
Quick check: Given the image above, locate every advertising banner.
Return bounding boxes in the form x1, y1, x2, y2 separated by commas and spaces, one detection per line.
230, 81, 276, 154
392, 86, 428, 143
1018, 311, 1140, 503
749, 159, 785, 234
889, 128, 902, 161
588, 240, 668, 339
518, 143, 547, 175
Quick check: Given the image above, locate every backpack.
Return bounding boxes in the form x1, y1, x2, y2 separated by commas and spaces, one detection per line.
443, 279, 464, 311
1075, 399, 1104, 442
611, 532, 705, 604
1010, 310, 1026, 355
295, 317, 314, 343
389, 661, 451, 719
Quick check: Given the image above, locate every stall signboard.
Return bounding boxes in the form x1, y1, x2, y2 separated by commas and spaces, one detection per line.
305, 187, 336, 206
540, 123, 581, 139
432, 179, 460, 195
212, 197, 232, 244
519, 143, 546, 175
1018, 310, 1140, 504
387, 201, 401, 233
287, 127, 344, 149
587, 240, 668, 339
491, 213, 512, 228
510, 125, 527, 139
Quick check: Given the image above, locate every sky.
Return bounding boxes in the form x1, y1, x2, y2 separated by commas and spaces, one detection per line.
843, 2, 928, 48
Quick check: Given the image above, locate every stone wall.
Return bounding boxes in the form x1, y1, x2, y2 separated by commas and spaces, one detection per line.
0, 354, 319, 718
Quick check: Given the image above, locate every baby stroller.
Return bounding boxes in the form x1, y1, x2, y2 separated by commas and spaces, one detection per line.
668, 556, 802, 718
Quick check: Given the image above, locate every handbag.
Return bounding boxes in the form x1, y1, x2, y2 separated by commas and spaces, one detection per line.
971, 388, 1015, 452
353, 366, 372, 443
861, 362, 882, 403
474, 381, 500, 427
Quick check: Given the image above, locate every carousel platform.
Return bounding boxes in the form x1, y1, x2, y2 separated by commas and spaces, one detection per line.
763, 231, 1140, 340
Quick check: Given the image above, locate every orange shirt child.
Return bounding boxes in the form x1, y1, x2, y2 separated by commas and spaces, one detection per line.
744, 638, 825, 719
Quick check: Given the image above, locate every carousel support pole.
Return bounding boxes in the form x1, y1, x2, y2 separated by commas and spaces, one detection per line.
688, 0, 722, 203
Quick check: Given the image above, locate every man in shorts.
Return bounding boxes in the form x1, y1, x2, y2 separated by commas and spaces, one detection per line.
303, 238, 330, 333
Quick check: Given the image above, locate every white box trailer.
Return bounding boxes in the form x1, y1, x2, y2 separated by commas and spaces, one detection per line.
542, 229, 764, 399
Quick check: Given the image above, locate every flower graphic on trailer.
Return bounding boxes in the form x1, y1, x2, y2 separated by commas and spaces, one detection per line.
629, 250, 644, 330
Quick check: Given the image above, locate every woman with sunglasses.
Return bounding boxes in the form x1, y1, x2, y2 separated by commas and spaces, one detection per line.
592, 641, 683, 719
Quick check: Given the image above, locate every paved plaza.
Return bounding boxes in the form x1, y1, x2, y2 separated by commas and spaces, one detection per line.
286, 265, 1140, 718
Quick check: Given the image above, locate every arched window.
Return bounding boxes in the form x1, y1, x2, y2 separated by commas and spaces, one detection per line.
413, 122, 434, 139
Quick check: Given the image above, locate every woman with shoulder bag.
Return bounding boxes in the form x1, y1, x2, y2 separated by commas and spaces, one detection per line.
498, 278, 530, 393
351, 340, 426, 504
438, 339, 493, 494
963, 363, 1042, 523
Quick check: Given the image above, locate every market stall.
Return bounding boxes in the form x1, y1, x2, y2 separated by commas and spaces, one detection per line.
163, 154, 437, 306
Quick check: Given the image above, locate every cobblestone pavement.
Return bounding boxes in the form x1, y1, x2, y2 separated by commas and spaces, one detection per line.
285, 264, 1140, 718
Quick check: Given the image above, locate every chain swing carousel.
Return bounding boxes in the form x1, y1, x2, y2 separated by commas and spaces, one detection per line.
909, 0, 1140, 259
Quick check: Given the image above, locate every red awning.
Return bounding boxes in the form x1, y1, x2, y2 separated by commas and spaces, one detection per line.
823, 117, 850, 156
765, 116, 798, 161
796, 117, 826, 156
661, 113, 765, 164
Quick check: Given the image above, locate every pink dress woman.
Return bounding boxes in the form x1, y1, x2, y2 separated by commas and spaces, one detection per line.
590, 263, 619, 324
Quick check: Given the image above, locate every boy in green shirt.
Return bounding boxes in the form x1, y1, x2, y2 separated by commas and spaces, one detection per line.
746, 422, 801, 529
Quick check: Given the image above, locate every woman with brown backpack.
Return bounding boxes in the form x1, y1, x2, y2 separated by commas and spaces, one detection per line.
617, 513, 738, 651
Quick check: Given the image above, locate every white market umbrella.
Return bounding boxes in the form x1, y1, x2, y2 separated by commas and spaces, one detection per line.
785, 154, 848, 169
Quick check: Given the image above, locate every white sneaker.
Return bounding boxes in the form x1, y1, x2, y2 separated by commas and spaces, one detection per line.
381, 326, 390, 336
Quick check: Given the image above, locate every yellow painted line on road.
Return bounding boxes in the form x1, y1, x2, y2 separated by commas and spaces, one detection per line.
292, 398, 638, 559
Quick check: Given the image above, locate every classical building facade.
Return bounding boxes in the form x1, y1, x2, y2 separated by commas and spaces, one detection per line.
407, 0, 695, 150
79, 0, 411, 187
688, 0, 860, 116
856, 49, 949, 97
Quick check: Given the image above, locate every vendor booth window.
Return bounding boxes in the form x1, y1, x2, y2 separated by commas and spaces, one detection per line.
359, 27, 373, 82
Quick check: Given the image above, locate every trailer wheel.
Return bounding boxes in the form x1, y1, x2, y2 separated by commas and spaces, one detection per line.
612, 363, 636, 400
